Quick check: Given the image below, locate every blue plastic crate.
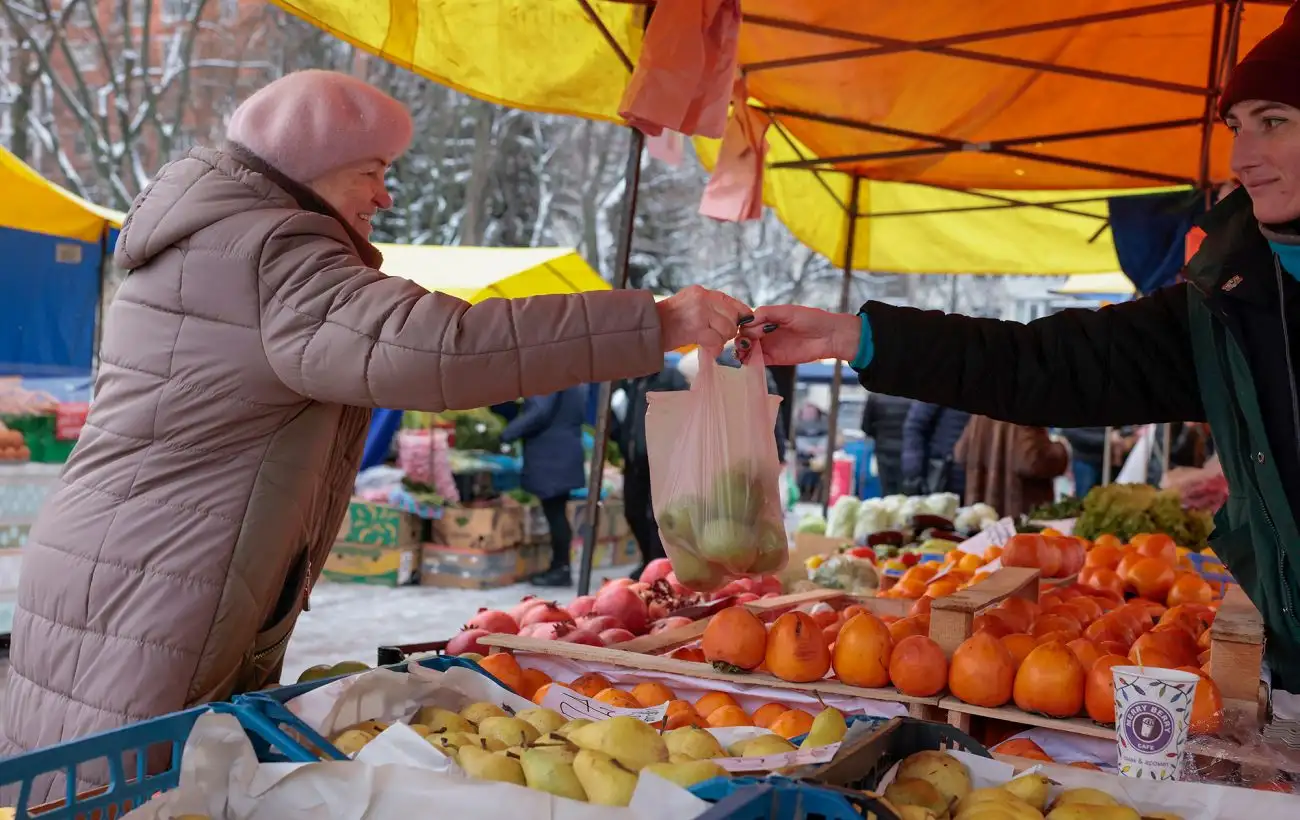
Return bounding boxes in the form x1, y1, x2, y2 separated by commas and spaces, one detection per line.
235, 655, 501, 763
691, 776, 897, 820
0, 702, 245, 820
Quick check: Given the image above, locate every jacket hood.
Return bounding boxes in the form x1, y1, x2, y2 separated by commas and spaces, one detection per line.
114, 145, 382, 270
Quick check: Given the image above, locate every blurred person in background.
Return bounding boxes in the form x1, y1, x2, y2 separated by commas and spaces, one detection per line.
957, 418, 1069, 518
901, 401, 970, 497
862, 393, 913, 495
0, 69, 752, 801
1062, 426, 1133, 496
502, 387, 587, 587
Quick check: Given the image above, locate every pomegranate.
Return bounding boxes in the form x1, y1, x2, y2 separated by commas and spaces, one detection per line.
519, 602, 574, 628
666, 572, 689, 596
567, 595, 597, 619
510, 595, 541, 621
758, 576, 783, 596
630, 582, 652, 598
715, 580, 749, 597
466, 608, 518, 634
447, 628, 490, 655
599, 628, 637, 645
520, 622, 571, 640
732, 593, 760, 605
761, 592, 783, 599
650, 616, 694, 634
647, 600, 673, 621
594, 585, 650, 635
576, 615, 623, 634
641, 558, 675, 586
601, 578, 636, 590
560, 629, 604, 647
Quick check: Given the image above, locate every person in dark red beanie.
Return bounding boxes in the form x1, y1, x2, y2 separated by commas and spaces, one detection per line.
728, 9, 1300, 697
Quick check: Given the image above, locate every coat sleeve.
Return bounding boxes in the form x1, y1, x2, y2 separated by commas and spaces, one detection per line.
901, 401, 938, 481
502, 394, 559, 443
257, 213, 663, 410
1013, 427, 1070, 480
860, 283, 1206, 427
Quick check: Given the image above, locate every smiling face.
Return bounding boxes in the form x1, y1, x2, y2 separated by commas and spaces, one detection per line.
306, 158, 393, 238
1228, 100, 1300, 224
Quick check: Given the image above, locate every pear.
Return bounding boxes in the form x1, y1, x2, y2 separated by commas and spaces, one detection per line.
1049, 788, 1119, 809
517, 708, 567, 736
457, 744, 526, 785
665, 726, 726, 760
414, 706, 475, 735
330, 729, 376, 756
897, 751, 972, 806
532, 731, 576, 748
748, 522, 788, 574
1002, 773, 1052, 811
521, 748, 587, 801
800, 708, 848, 750
957, 788, 1041, 820
525, 743, 577, 764
643, 759, 728, 788
697, 518, 758, 572
478, 716, 541, 748
460, 702, 508, 726
427, 731, 473, 761
1143, 815, 1184, 820
1046, 807, 1139, 820
884, 778, 950, 819
459, 652, 485, 663
710, 467, 762, 523
895, 808, 939, 820
556, 719, 593, 738
665, 545, 725, 591
659, 496, 705, 547
573, 749, 638, 807
406, 723, 433, 738
728, 734, 798, 758
569, 715, 668, 771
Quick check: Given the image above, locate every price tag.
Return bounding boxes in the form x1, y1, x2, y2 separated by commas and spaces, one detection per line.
540, 685, 668, 724
957, 517, 1016, 555
712, 741, 841, 772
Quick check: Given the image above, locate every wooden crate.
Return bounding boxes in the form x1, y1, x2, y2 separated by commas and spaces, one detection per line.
928, 566, 1040, 657
1208, 584, 1267, 729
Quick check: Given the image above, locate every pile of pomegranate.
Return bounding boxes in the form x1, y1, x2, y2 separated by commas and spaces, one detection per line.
446, 557, 784, 652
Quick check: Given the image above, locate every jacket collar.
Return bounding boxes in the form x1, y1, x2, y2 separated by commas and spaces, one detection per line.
222, 141, 384, 270
1184, 186, 1274, 303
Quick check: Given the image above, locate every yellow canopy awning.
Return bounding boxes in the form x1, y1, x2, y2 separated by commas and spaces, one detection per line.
1055, 272, 1137, 296
376, 245, 609, 302
0, 147, 124, 243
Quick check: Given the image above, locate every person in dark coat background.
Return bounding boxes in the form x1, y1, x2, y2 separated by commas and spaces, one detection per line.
862, 393, 912, 495
901, 401, 970, 496
502, 386, 588, 587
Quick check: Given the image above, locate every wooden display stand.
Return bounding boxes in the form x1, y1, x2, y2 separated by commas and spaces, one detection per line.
1208, 584, 1267, 729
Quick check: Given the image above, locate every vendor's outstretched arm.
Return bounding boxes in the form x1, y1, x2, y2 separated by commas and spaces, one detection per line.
739, 286, 1205, 428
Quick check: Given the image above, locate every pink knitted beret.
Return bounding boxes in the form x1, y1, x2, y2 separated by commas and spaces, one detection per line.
226, 70, 414, 184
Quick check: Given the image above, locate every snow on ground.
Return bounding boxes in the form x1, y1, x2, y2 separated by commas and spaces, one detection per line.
282, 564, 638, 682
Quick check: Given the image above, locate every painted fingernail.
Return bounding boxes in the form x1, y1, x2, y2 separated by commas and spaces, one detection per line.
737, 315, 755, 326
763, 323, 778, 333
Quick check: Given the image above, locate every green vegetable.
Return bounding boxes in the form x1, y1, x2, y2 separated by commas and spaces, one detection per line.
1073, 483, 1214, 547
795, 514, 827, 535
1027, 496, 1084, 521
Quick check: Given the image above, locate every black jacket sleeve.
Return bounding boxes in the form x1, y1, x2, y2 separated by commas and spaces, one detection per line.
860, 283, 1206, 427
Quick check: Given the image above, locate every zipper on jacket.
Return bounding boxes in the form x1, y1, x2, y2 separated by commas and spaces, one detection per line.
1272, 257, 1300, 623
303, 555, 312, 612
252, 627, 293, 664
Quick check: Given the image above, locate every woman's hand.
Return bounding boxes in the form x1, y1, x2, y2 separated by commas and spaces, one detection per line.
656, 285, 753, 353
736, 305, 861, 365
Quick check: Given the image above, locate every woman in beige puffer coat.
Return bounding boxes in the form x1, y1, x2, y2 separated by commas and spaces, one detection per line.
0, 70, 749, 803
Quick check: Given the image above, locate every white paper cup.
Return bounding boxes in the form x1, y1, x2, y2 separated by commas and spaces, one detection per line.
1112, 665, 1200, 780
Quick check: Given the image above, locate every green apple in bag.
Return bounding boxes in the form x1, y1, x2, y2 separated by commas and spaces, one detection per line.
658, 495, 705, 548
747, 520, 788, 574
696, 518, 759, 572
664, 541, 726, 591
709, 465, 763, 524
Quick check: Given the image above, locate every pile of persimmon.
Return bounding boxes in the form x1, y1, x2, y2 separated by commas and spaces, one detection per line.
1000, 533, 1087, 579
1078, 532, 1218, 610
876, 552, 998, 600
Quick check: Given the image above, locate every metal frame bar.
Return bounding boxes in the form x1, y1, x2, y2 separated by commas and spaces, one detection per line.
820, 175, 861, 515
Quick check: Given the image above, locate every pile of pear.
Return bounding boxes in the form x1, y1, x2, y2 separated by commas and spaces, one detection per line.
882, 750, 1185, 820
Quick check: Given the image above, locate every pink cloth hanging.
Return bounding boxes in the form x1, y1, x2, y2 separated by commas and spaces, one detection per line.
618, 0, 740, 139
699, 83, 770, 223
646, 130, 685, 166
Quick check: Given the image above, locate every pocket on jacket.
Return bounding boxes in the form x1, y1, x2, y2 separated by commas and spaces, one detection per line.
241, 548, 309, 693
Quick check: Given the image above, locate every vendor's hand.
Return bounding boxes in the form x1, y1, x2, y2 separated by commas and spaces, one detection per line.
736, 305, 860, 365
656, 285, 753, 354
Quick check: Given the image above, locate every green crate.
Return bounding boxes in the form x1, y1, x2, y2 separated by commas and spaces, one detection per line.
337, 500, 423, 547
1, 414, 75, 463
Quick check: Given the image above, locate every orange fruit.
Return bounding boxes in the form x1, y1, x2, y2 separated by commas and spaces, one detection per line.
531, 682, 555, 705
477, 653, 524, 694
631, 682, 675, 707
993, 738, 1054, 762
695, 691, 741, 718
1070, 762, 1103, 771
595, 688, 642, 709
888, 615, 927, 643
569, 673, 612, 698
973, 612, 1013, 638
751, 702, 790, 729
1013, 641, 1086, 718
706, 704, 753, 727
996, 597, 1040, 633
832, 613, 894, 688
1003, 534, 1047, 571
1128, 557, 1177, 602
1116, 551, 1144, 586
518, 668, 552, 700
1084, 654, 1128, 724
910, 596, 934, 617
1033, 613, 1083, 641
1130, 629, 1198, 668
889, 635, 949, 697
1000, 633, 1038, 670
665, 708, 707, 729
765, 612, 832, 683
1068, 596, 1105, 624
1177, 666, 1224, 735
703, 606, 768, 672
949, 632, 1015, 708
1167, 573, 1214, 608
1066, 638, 1104, 672
768, 709, 815, 739
1085, 543, 1124, 570
1081, 567, 1126, 598
1132, 533, 1178, 565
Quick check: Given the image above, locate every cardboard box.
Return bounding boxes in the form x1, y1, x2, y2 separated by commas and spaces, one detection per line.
420, 542, 533, 589
434, 503, 524, 551
569, 536, 639, 569
322, 543, 418, 586
522, 503, 550, 545
337, 500, 422, 547
782, 532, 852, 586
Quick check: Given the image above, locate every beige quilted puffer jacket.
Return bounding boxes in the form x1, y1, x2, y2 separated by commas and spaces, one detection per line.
0, 145, 662, 804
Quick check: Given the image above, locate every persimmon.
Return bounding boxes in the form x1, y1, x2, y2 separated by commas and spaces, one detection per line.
889, 635, 949, 697
822, 623, 842, 646
901, 564, 940, 586
1088, 614, 1134, 648
768, 709, 815, 739
631, 682, 675, 707
1129, 558, 1176, 601
1067, 596, 1105, 624
893, 578, 928, 599
1135, 599, 1168, 621
1118, 601, 1156, 634
531, 682, 555, 705
993, 738, 1054, 762
910, 596, 934, 617
707, 705, 753, 728
1177, 666, 1224, 735
695, 691, 740, 718
1085, 542, 1124, 570
1116, 551, 1145, 585
1132, 628, 1199, 667
1001, 633, 1038, 670
595, 688, 642, 709
1070, 762, 1103, 771
1066, 638, 1104, 672
569, 673, 613, 698
1098, 640, 1130, 657
1013, 641, 1086, 718
703, 606, 768, 672
833, 613, 894, 688
1052, 536, 1086, 577
672, 646, 706, 663
478, 653, 524, 694
996, 597, 1040, 633
808, 605, 840, 629
973, 612, 1013, 638
1035, 630, 1076, 646
665, 709, 707, 729
765, 612, 832, 683
927, 579, 963, 598
1003, 534, 1047, 570
889, 615, 927, 643
1038, 592, 1064, 612
949, 632, 1015, 707
1037, 538, 1063, 578
984, 545, 1004, 563
1197, 626, 1213, 651
1082, 567, 1126, 598
1168, 573, 1214, 607
518, 668, 552, 700
751, 702, 789, 729
839, 604, 866, 623
1032, 614, 1083, 641
1132, 533, 1178, 565
1093, 533, 1123, 552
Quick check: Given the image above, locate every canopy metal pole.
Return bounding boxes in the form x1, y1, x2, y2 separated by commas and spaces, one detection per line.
577, 129, 645, 596
1102, 426, 1114, 486
821, 175, 861, 515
